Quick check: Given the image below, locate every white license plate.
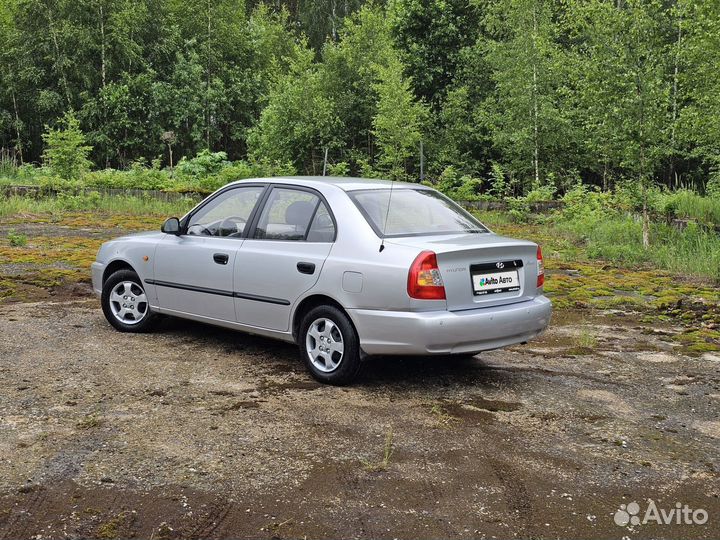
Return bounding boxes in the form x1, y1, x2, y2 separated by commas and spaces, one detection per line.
472, 270, 520, 295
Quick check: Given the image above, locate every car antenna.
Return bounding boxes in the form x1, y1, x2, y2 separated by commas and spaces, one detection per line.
379, 175, 395, 252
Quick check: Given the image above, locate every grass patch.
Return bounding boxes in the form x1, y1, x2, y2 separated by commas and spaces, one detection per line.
427, 403, 459, 429
0, 278, 18, 298
478, 188, 720, 281
571, 217, 720, 281
0, 236, 100, 267
96, 511, 134, 539
0, 193, 195, 219
76, 415, 102, 429
0, 155, 295, 195
575, 327, 598, 349
6, 229, 27, 247
566, 327, 599, 355
360, 426, 394, 472
656, 189, 720, 226
672, 329, 720, 353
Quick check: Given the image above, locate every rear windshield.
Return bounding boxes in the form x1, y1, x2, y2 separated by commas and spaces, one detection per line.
348, 188, 489, 238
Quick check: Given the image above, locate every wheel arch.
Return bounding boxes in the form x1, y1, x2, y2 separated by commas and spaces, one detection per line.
102, 259, 137, 285
291, 294, 356, 343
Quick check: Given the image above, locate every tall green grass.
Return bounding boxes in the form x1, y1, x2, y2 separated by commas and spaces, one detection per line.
0, 194, 196, 218
0, 153, 296, 194
655, 189, 720, 226
558, 215, 720, 280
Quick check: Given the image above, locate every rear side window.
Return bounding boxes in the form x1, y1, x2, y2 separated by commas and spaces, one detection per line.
254, 188, 335, 242
307, 202, 336, 242
349, 188, 488, 238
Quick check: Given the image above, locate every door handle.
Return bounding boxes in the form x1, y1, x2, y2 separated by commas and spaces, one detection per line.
297, 262, 315, 275
213, 253, 229, 265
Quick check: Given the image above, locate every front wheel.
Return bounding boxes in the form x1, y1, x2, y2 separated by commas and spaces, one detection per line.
101, 269, 156, 332
299, 305, 361, 385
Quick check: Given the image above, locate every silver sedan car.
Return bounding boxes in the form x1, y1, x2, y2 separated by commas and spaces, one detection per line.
92, 177, 551, 384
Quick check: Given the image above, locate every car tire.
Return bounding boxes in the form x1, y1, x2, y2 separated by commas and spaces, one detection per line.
101, 269, 156, 333
299, 305, 361, 385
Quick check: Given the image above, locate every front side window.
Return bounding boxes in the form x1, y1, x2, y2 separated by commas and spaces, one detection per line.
254, 188, 333, 241
349, 188, 488, 237
187, 186, 264, 237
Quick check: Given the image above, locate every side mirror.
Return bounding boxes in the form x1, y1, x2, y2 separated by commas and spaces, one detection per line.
161, 217, 181, 235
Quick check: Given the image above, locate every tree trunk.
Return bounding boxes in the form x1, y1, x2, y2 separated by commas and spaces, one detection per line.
99, 2, 109, 167
669, 17, 681, 189
602, 161, 608, 192
642, 183, 650, 249
46, 5, 72, 107
331, 0, 338, 41
11, 90, 23, 164
532, 5, 540, 187
636, 61, 649, 248
205, 0, 212, 150
128, 29, 133, 71
99, 2, 107, 90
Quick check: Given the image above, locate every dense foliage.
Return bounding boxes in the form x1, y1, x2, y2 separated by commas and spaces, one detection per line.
1, 0, 720, 197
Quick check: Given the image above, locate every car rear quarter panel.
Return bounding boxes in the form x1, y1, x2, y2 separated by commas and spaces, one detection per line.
296, 185, 445, 314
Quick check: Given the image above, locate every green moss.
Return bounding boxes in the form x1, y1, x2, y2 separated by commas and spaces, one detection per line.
672, 329, 720, 354
591, 295, 647, 309
0, 279, 17, 297
654, 295, 682, 309
686, 342, 720, 353
76, 415, 102, 429
96, 512, 132, 539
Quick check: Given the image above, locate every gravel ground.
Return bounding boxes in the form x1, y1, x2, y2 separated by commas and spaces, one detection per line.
0, 297, 718, 539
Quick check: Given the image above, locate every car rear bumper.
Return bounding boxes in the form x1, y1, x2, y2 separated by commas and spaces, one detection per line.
348, 296, 552, 355
91, 262, 104, 296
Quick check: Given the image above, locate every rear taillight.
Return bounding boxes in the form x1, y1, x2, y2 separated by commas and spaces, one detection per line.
536, 246, 545, 288
408, 250, 446, 300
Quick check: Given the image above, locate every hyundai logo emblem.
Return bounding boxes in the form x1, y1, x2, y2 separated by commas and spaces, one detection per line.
496, 262, 504, 269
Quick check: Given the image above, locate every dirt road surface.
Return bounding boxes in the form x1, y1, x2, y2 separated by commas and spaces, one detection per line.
0, 294, 718, 539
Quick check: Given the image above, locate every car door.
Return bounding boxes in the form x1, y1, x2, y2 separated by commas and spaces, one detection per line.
234, 186, 336, 331
153, 184, 266, 321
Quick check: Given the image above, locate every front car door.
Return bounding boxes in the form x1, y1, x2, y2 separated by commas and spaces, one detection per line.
234, 186, 336, 331
152, 184, 266, 321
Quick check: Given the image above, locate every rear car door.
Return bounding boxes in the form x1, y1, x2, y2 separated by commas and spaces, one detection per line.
153, 185, 266, 321
234, 186, 336, 331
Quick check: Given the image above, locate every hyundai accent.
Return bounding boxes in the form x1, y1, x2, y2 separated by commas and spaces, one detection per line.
92, 177, 552, 384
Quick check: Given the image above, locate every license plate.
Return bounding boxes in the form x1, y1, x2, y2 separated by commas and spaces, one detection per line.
471, 260, 522, 296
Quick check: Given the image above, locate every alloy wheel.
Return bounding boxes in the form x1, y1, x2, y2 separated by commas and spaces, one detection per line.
305, 317, 345, 372
109, 280, 148, 325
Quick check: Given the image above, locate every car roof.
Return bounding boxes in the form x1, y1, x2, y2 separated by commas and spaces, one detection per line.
227, 176, 430, 192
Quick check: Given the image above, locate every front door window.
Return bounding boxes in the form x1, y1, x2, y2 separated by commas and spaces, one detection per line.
187, 186, 265, 237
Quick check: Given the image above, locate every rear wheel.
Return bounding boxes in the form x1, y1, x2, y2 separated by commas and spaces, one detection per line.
299, 305, 361, 385
101, 269, 156, 332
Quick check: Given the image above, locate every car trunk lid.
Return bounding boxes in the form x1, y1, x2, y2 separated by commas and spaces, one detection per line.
388, 233, 540, 311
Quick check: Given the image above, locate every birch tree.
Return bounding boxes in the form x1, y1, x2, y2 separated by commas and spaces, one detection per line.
372, 54, 428, 179
566, 0, 668, 247
478, 0, 570, 192
679, 0, 720, 191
